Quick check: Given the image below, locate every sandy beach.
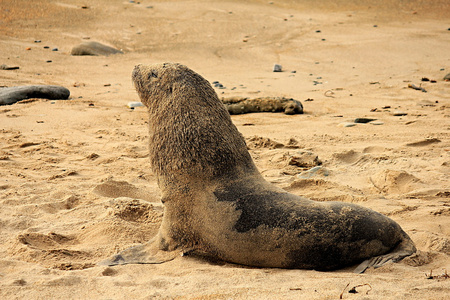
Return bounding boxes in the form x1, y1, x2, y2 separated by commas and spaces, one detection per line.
1, 0, 449, 299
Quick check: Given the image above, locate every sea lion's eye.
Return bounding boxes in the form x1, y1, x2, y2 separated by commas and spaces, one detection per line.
149, 71, 158, 79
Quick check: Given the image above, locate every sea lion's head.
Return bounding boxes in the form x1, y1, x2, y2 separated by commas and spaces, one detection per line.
132, 63, 215, 110
131, 62, 257, 182
132, 63, 179, 107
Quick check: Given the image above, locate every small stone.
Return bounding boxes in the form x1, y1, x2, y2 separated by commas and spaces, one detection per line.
34, 40, 41, 43
127, 102, 144, 108
273, 64, 282, 72
52, 48, 58, 51
338, 122, 356, 128
46, 60, 52, 63
393, 111, 407, 116
444, 73, 450, 81
354, 118, 376, 123
43, 46, 50, 49
369, 121, 384, 125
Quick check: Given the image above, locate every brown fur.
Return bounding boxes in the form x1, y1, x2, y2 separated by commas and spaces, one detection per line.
101, 63, 416, 272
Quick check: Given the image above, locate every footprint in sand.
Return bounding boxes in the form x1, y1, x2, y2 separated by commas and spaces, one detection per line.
13, 232, 94, 270
370, 169, 422, 194
332, 149, 363, 164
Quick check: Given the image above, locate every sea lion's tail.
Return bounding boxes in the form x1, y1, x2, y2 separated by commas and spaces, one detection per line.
354, 234, 416, 274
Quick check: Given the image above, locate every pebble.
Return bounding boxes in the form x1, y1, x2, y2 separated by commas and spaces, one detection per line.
52, 48, 58, 51
273, 64, 282, 72
34, 40, 41, 43
369, 121, 384, 125
127, 102, 144, 108
444, 73, 450, 81
354, 118, 376, 123
393, 111, 407, 116
338, 122, 356, 128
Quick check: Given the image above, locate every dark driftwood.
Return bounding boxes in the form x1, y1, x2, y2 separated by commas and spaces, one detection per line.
0, 85, 70, 105
222, 96, 303, 115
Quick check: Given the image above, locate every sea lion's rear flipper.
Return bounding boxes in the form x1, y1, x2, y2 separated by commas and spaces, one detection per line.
354, 236, 416, 274
98, 239, 182, 266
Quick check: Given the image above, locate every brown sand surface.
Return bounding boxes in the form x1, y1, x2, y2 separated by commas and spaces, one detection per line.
1, 0, 449, 299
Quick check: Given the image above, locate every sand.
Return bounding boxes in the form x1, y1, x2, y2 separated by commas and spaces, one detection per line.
0, 0, 449, 299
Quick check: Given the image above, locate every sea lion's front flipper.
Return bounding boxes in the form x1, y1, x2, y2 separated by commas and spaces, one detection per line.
98, 238, 182, 266
354, 236, 416, 273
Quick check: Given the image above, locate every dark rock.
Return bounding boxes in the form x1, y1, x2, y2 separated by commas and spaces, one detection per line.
0, 64, 19, 70
444, 73, 450, 81
0, 85, 70, 105
273, 64, 282, 72
393, 111, 407, 116
354, 118, 377, 123
71, 41, 123, 56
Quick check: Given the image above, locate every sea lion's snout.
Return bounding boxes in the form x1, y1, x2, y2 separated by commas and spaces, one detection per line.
132, 65, 142, 83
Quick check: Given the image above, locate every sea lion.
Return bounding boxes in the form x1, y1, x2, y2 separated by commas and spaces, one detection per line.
100, 63, 416, 272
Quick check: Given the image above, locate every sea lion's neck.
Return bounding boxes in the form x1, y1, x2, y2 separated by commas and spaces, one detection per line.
146, 101, 259, 184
